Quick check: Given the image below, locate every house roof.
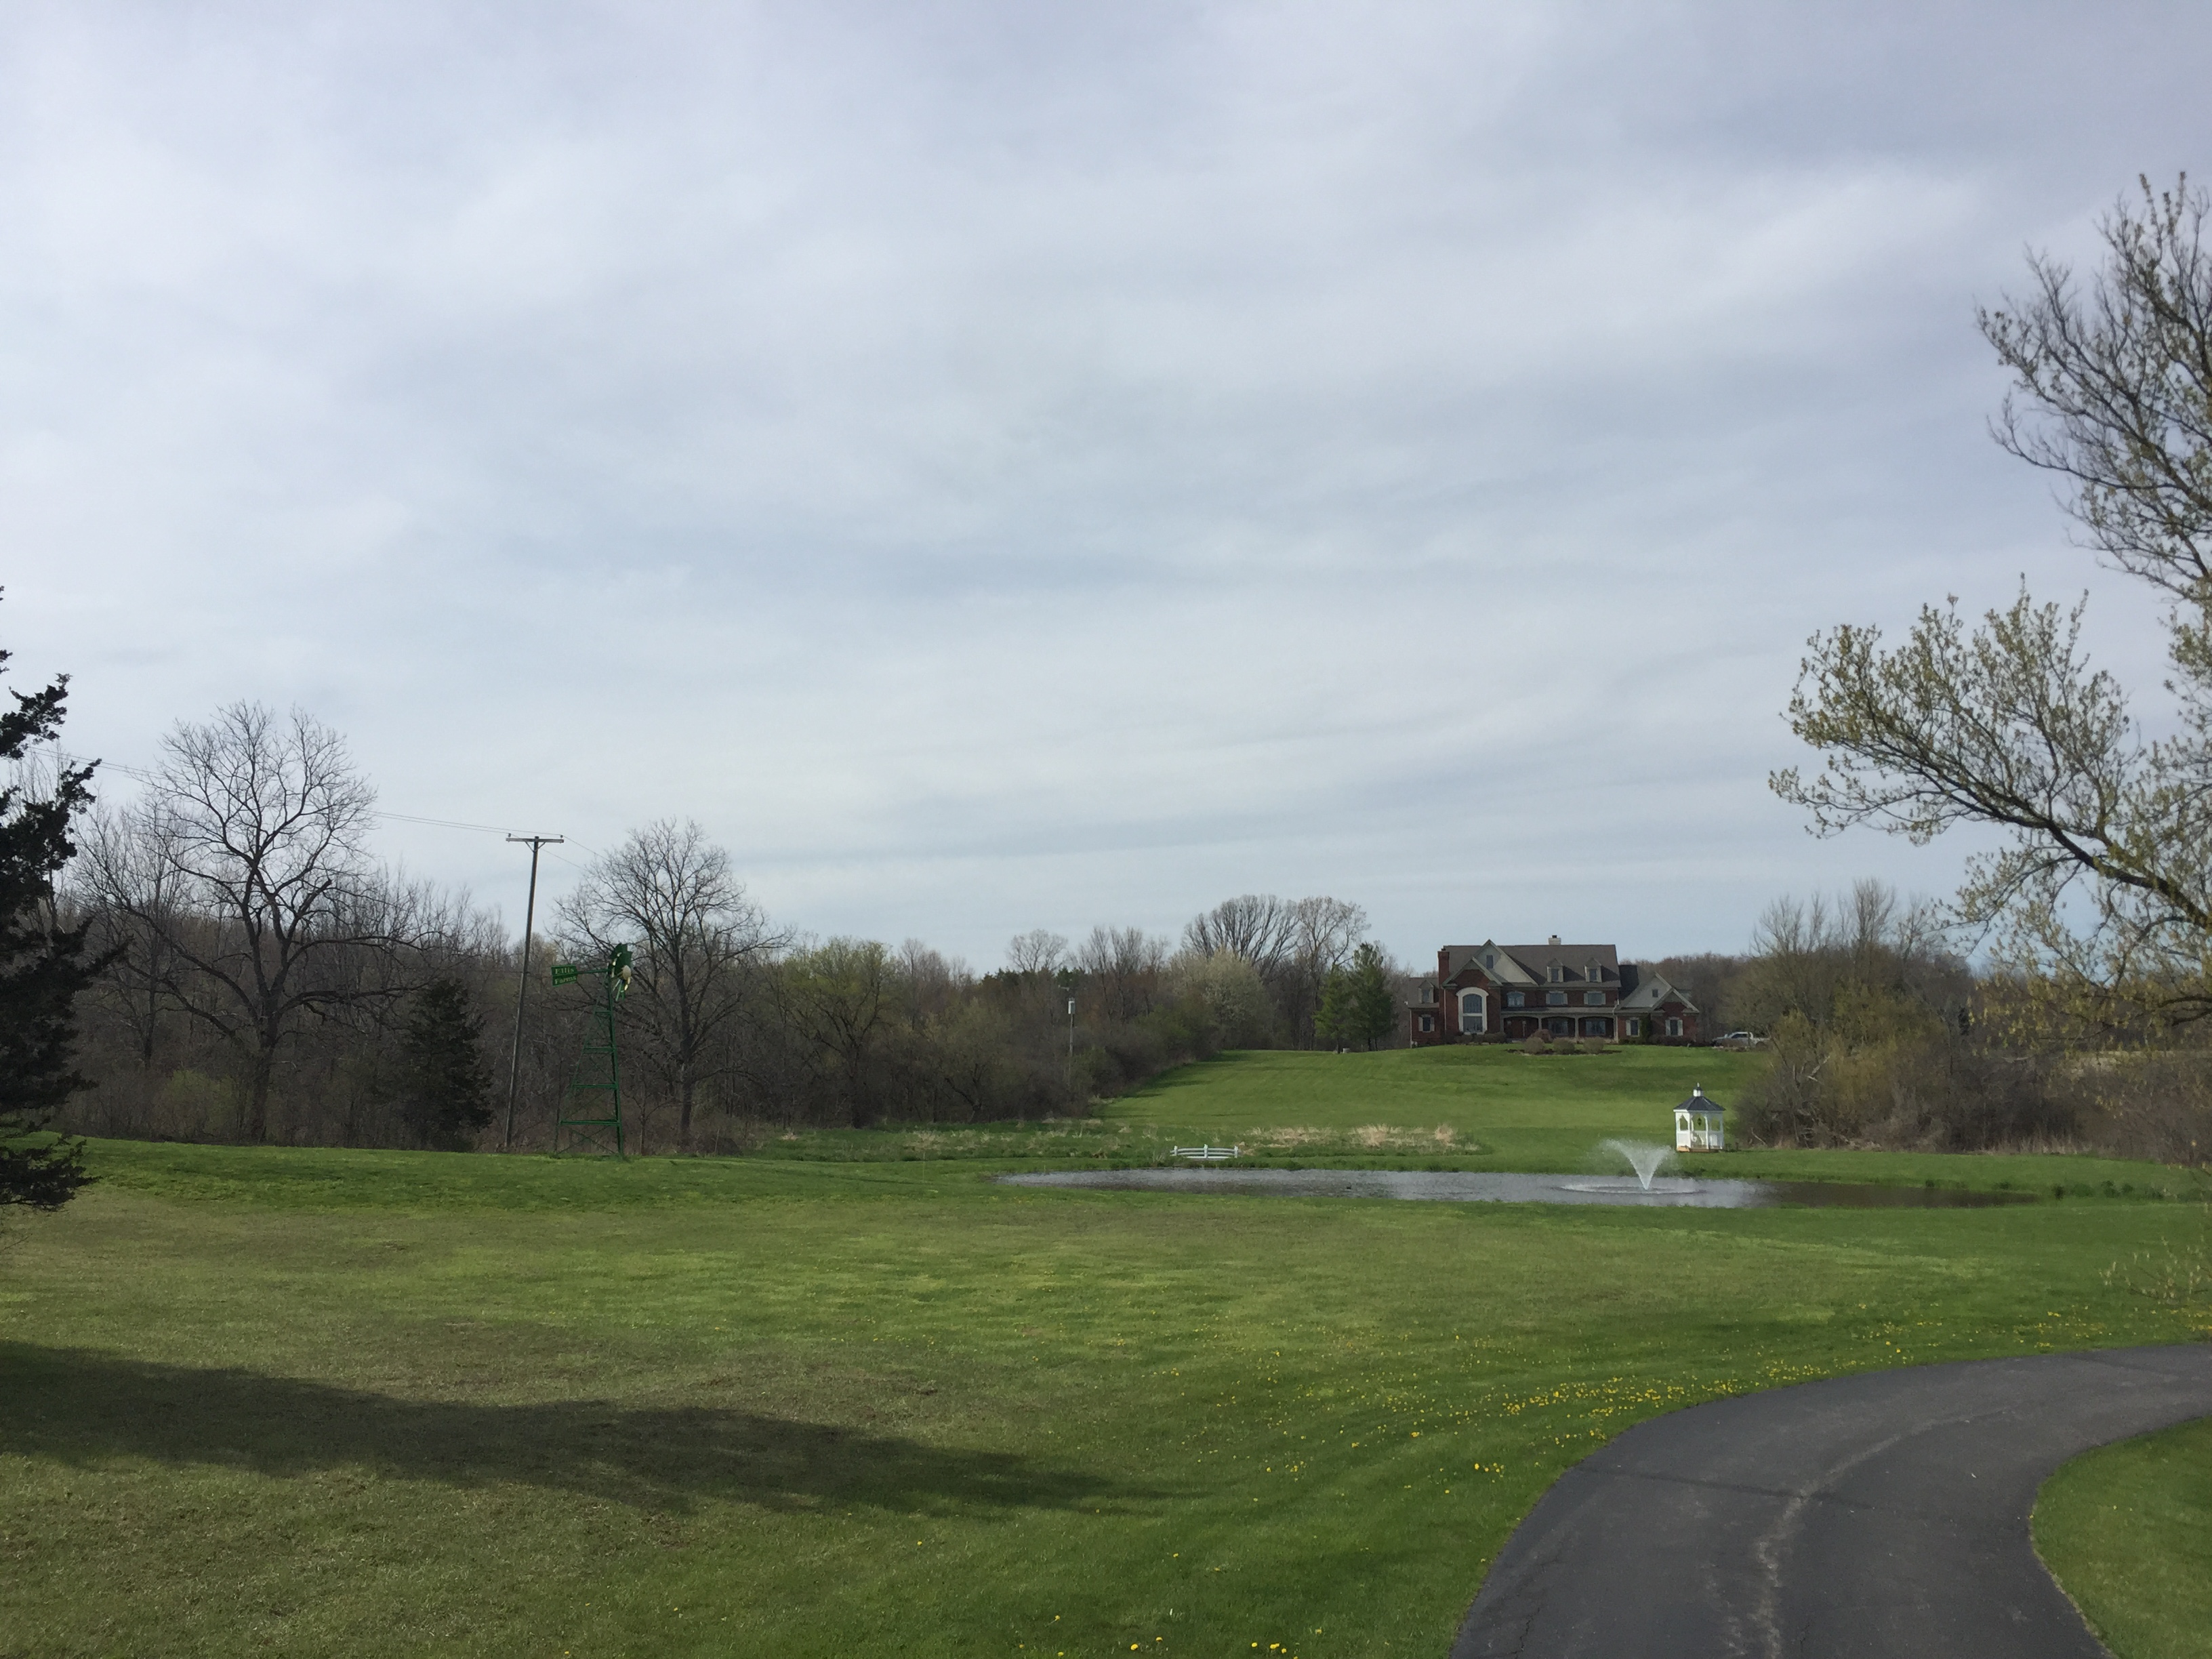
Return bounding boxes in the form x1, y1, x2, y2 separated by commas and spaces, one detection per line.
1439, 943, 1533, 983
1619, 971, 1700, 1012
1500, 943, 1619, 977
1441, 940, 1619, 985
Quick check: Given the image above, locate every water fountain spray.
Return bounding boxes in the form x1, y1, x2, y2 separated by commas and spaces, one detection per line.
1599, 1139, 1673, 1192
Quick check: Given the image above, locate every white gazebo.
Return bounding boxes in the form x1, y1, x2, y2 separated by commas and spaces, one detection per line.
1674, 1086, 1725, 1152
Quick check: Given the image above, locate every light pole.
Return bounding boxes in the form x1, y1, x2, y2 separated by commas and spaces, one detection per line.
503, 833, 564, 1148
1054, 968, 1078, 1103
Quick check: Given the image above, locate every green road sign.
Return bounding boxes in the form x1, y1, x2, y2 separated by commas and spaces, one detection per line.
550, 963, 577, 986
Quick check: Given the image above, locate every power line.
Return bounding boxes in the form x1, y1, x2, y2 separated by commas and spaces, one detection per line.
377, 810, 524, 835
50, 747, 575, 844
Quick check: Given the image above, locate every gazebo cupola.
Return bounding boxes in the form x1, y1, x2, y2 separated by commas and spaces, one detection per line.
1674, 1086, 1724, 1152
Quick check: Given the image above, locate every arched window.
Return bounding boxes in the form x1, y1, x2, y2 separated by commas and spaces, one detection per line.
1459, 991, 1486, 1034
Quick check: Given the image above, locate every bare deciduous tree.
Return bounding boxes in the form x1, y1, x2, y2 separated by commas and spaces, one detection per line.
559, 819, 779, 1146
1181, 895, 1296, 979
82, 703, 395, 1140
1076, 926, 1167, 1021
77, 804, 190, 1072
1005, 928, 1069, 977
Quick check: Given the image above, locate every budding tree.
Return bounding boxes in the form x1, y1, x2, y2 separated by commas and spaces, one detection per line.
81, 703, 394, 1140
1776, 177, 2212, 1027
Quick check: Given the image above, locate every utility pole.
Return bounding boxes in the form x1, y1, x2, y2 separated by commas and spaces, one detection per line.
503, 834, 564, 1148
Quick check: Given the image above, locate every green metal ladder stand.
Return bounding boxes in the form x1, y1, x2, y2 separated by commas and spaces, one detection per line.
549, 943, 633, 1157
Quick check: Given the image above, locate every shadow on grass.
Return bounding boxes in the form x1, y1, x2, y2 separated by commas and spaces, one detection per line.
1, 1343, 1164, 1518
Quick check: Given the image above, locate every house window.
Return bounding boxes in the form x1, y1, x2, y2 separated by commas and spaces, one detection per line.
1459, 991, 1487, 1034
1545, 1017, 1571, 1036
1583, 990, 1603, 1006
1549, 964, 1563, 983
1666, 1017, 1683, 1037
1418, 1014, 1434, 1032
1545, 989, 1567, 1006
1483, 952, 1496, 970
1504, 991, 1524, 1008
1586, 962, 1598, 983
1626, 1017, 1642, 1037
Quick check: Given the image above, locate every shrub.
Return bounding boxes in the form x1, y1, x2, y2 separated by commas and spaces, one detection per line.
1740, 1011, 2075, 1150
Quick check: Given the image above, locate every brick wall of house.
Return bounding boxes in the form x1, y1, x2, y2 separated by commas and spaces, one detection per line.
1408, 943, 1698, 1044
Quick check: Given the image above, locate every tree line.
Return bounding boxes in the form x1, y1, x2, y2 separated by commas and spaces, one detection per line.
9, 697, 1409, 1158
7, 661, 2207, 1176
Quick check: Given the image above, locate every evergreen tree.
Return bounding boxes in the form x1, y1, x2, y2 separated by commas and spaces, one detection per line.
397, 978, 494, 1149
1313, 965, 1355, 1050
1347, 942, 1398, 1050
0, 605, 105, 1210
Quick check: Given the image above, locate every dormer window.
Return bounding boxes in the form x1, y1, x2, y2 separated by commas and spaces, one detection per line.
1548, 963, 1563, 983
1586, 962, 1598, 983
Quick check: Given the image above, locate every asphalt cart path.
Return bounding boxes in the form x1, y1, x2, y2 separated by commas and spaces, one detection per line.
1452, 1344, 2212, 1658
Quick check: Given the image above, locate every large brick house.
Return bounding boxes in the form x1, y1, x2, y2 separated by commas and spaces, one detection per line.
1407, 935, 1701, 1044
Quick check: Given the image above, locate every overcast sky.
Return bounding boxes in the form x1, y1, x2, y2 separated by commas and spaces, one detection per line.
4, 1, 2203, 968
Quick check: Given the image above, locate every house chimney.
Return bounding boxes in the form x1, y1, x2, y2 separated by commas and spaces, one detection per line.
1549, 933, 1560, 945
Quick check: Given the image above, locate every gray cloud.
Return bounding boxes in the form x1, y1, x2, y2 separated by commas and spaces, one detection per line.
5, 1, 2202, 964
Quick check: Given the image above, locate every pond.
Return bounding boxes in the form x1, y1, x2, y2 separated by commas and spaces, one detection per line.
995, 1168, 2036, 1209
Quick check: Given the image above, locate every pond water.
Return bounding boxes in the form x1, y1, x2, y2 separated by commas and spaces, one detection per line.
995, 1168, 2034, 1209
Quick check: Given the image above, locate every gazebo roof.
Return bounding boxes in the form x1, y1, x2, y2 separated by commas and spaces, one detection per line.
1675, 1094, 1723, 1113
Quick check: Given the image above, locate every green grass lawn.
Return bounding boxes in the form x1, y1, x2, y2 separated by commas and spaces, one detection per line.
2036, 1415, 2212, 1659
1105, 1047, 2186, 1195
1111, 1046, 1762, 1168
3, 1109, 2207, 1659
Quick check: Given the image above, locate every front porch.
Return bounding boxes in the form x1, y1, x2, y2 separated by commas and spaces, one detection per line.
1501, 1015, 1616, 1040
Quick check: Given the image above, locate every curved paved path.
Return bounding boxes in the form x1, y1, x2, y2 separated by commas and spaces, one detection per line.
1452, 1344, 2212, 1658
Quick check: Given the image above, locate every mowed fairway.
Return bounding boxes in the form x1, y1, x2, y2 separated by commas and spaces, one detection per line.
1, 1055, 2205, 1659
1110, 1045, 1765, 1168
